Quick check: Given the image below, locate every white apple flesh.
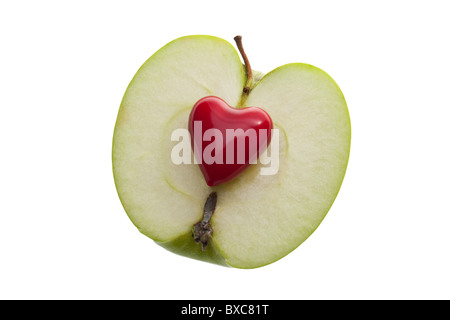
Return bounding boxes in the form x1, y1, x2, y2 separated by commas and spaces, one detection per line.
112, 35, 350, 268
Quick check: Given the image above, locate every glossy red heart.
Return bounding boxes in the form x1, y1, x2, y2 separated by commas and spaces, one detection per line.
188, 96, 273, 187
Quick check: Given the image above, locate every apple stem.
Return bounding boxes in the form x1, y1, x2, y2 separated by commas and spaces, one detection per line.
234, 35, 253, 95
193, 192, 217, 251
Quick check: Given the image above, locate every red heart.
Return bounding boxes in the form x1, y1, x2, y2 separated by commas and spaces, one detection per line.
188, 96, 273, 187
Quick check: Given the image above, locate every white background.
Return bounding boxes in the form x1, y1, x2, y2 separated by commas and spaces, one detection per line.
1, 1, 449, 300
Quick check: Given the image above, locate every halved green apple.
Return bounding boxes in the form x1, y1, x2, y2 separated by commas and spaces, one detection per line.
112, 35, 350, 268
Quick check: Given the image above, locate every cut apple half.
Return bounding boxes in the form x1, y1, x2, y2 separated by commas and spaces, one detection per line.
112, 35, 351, 268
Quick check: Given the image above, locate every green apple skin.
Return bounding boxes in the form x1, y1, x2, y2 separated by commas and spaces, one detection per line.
112, 35, 350, 269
